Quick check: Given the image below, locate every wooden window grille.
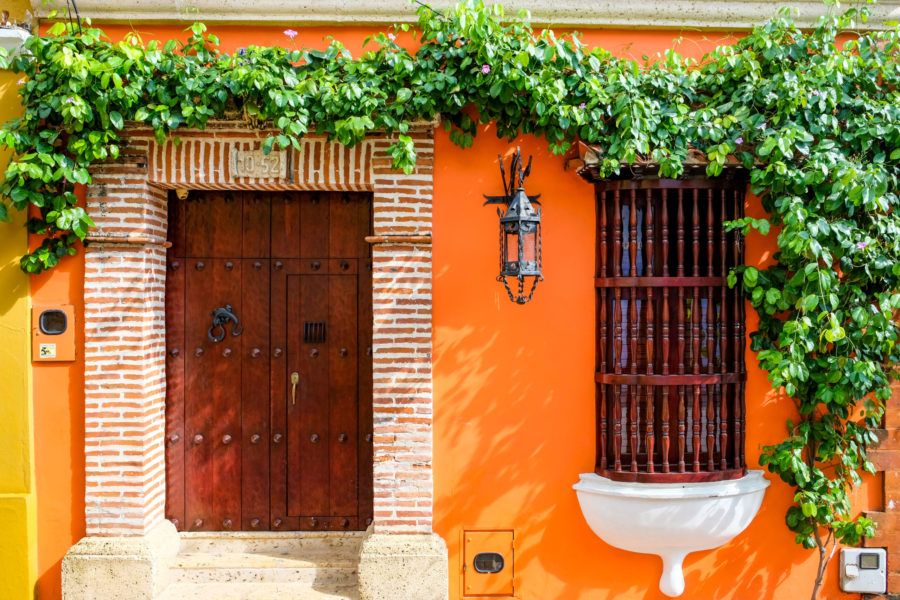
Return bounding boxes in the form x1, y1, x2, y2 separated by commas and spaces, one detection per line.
595, 175, 748, 483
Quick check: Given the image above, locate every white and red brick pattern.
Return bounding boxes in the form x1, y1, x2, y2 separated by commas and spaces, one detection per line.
83, 121, 435, 536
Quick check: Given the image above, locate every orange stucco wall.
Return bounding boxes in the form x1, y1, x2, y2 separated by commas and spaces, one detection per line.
29, 22, 879, 600
31, 232, 86, 600
432, 130, 878, 600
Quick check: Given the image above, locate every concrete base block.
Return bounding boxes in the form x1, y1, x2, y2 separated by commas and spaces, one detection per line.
62, 519, 180, 600
358, 529, 448, 600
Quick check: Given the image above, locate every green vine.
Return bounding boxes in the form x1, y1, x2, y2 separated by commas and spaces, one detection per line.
2, 2, 899, 596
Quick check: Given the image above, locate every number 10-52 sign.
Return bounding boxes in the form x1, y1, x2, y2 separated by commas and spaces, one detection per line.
230, 149, 287, 180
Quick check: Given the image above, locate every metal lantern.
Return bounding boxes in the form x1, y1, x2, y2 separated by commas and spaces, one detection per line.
484, 147, 543, 305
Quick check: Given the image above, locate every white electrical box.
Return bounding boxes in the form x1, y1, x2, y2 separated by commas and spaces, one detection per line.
840, 548, 887, 594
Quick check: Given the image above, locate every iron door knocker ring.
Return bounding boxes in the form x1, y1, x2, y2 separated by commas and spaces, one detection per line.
208, 305, 243, 342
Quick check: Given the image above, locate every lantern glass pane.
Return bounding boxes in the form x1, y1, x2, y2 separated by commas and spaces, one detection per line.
505, 231, 519, 264
522, 229, 537, 263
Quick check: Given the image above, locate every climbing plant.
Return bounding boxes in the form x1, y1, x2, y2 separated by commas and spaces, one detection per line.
2, 2, 899, 597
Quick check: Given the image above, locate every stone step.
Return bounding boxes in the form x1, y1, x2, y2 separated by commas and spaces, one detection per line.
177, 532, 364, 556
170, 551, 358, 585
157, 582, 358, 600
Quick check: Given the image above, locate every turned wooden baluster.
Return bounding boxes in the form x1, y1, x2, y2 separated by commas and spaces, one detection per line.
612, 289, 622, 472
693, 386, 702, 473
677, 385, 686, 473
691, 291, 701, 375
629, 191, 639, 375
704, 385, 715, 471
613, 385, 622, 471
613, 294, 623, 376
705, 190, 717, 470
718, 378, 728, 470
629, 384, 638, 472
614, 189, 623, 376
645, 390, 655, 473
719, 188, 730, 468
646, 195, 655, 376
599, 195, 609, 470
661, 188, 671, 473
599, 195, 609, 369
645, 190, 655, 472
600, 191, 609, 278
706, 189, 716, 378
676, 190, 687, 471
629, 188, 638, 277
600, 383, 608, 470
661, 293, 671, 474
628, 190, 640, 471
613, 192, 623, 471
614, 190, 622, 279
599, 285, 608, 374
692, 188, 700, 277
707, 290, 717, 471
677, 190, 686, 376
691, 191, 702, 472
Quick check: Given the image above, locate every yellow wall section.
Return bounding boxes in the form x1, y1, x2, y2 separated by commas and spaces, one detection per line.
0, 1, 37, 598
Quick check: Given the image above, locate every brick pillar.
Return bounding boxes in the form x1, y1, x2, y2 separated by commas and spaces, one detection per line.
358, 135, 447, 600
371, 244, 434, 534
83, 164, 170, 536
64, 166, 179, 600
369, 135, 435, 534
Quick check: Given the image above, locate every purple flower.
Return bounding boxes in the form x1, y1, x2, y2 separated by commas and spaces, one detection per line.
65, 97, 75, 104
579, 102, 586, 109
811, 89, 820, 97
757, 121, 767, 130
17, 78, 24, 85
481, 64, 491, 75
856, 241, 869, 249
284, 29, 298, 39
735, 137, 744, 145
388, 33, 396, 41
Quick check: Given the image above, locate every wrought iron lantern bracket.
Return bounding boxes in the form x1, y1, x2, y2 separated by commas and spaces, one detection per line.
483, 147, 544, 305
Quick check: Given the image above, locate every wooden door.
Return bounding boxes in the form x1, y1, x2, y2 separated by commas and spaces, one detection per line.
165, 190, 373, 532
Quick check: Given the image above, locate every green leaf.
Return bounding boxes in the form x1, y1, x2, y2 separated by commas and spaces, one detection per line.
109, 111, 124, 130
396, 88, 412, 103
743, 267, 759, 288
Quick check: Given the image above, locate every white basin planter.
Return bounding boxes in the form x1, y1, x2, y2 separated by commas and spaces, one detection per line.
573, 470, 770, 597
0, 27, 31, 62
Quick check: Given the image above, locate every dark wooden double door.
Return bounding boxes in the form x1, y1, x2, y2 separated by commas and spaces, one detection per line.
165, 190, 373, 532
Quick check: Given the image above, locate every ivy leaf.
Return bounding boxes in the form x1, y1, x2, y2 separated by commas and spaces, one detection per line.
110, 111, 124, 130
744, 266, 759, 288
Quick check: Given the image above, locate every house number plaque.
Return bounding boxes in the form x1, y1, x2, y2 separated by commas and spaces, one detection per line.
230, 149, 287, 179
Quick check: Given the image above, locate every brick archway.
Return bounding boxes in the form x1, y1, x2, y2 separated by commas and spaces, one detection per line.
82, 121, 435, 537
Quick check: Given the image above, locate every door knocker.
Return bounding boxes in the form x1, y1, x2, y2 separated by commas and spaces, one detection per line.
208, 305, 243, 343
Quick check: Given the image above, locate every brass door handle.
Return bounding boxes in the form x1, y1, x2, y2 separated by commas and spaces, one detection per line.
290, 371, 300, 405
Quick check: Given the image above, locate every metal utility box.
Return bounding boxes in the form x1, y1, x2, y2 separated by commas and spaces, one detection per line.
840, 547, 887, 594
463, 530, 514, 597
32, 305, 76, 362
